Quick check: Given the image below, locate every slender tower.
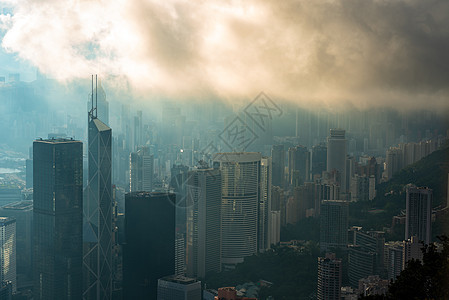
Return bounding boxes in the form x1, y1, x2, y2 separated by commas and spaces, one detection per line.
83, 75, 113, 299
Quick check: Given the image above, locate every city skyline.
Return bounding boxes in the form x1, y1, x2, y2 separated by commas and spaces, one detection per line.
0, 1, 448, 299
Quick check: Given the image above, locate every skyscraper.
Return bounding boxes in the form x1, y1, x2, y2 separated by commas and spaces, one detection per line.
130, 146, 154, 192
0, 217, 16, 293
259, 157, 272, 251
320, 200, 349, 252
288, 145, 310, 186
271, 145, 285, 187
317, 253, 342, 300
214, 152, 261, 268
312, 143, 327, 178
0, 201, 32, 281
123, 192, 175, 299
185, 168, 221, 278
33, 138, 83, 299
405, 185, 432, 245
157, 275, 201, 300
327, 129, 347, 192
83, 78, 113, 299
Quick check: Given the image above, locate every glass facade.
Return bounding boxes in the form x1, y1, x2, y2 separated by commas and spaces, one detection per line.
83, 118, 113, 299
33, 139, 83, 300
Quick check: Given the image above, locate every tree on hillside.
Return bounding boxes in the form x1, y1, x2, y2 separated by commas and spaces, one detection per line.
387, 236, 449, 299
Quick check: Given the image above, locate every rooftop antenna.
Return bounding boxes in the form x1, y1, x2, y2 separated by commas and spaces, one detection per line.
95, 74, 98, 118
91, 74, 93, 115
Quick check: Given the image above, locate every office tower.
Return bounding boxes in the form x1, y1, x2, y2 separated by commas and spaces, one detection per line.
403, 236, 424, 269
186, 168, 221, 278
272, 186, 286, 227
317, 253, 342, 300
157, 275, 201, 300
170, 164, 190, 233
25, 159, 33, 189
312, 143, 327, 178
130, 146, 154, 192
259, 157, 272, 251
0, 201, 32, 280
175, 233, 186, 276
214, 152, 261, 268
349, 227, 385, 276
123, 192, 175, 299
286, 196, 298, 225
133, 110, 143, 149
288, 145, 310, 186
269, 210, 281, 246
83, 83, 113, 299
320, 200, 348, 252
0, 217, 16, 293
326, 129, 347, 192
348, 245, 377, 288
384, 241, 403, 281
271, 145, 285, 187
295, 182, 315, 219
405, 185, 432, 244
33, 138, 83, 299
314, 181, 340, 216
385, 147, 403, 180
350, 175, 370, 202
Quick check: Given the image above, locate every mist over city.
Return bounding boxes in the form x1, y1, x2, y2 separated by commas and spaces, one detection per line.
0, 1, 448, 300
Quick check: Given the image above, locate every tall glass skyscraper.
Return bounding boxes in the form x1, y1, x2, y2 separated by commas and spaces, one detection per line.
185, 168, 221, 278
327, 129, 347, 192
405, 185, 432, 245
259, 157, 272, 251
0, 217, 16, 293
33, 138, 83, 299
214, 152, 261, 268
83, 97, 113, 299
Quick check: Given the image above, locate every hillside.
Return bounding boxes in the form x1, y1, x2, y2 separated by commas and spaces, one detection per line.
349, 145, 449, 239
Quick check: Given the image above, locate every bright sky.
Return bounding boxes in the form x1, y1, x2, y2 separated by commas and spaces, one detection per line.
1, 0, 449, 110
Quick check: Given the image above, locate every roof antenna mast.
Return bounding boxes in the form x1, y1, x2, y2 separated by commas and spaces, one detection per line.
95, 74, 98, 118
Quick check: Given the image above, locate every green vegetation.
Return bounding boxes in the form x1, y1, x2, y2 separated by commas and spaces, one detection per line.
280, 217, 320, 242
205, 244, 319, 300
362, 236, 449, 299
350, 146, 449, 239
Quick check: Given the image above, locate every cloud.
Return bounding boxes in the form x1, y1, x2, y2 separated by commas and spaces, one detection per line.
1, 0, 449, 110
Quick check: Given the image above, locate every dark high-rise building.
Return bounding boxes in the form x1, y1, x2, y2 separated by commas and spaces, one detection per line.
157, 275, 201, 300
186, 168, 221, 279
312, 143, 327, 178
327, 129, 347, 192
317, 253, 342, 300
320, 200, 348, 252
271, 145, 285, 187
288, 145, 310, 186
405, 185, 432, 245
123, 192, 175, 299
348, 245, 376, 288
83, 89, 113, 299
33, 138, 83, 299
0, 201, 33, 280
25, 158, 33, 189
